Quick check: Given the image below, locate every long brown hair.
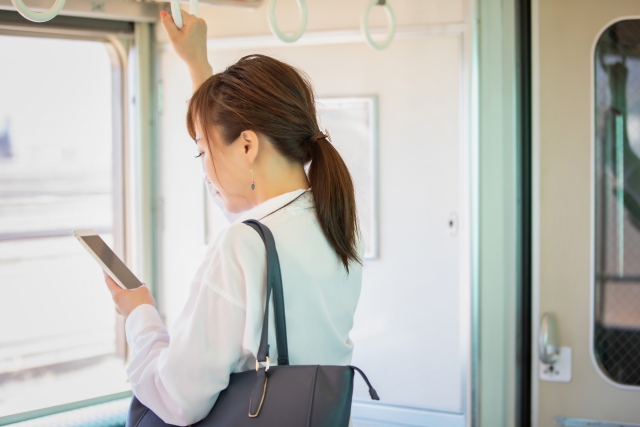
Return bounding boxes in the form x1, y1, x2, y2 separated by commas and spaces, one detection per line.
186, 54, 360, 272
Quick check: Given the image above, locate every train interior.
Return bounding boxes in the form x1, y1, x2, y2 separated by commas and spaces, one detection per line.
0, 0, 639, 426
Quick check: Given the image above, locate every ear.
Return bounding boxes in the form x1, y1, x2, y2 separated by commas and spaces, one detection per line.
240, 130, 259, 167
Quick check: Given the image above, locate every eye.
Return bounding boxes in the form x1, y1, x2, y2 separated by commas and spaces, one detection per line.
195, 152, 204, 158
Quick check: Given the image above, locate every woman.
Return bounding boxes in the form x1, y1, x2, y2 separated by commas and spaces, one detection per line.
104, 10, 364, 426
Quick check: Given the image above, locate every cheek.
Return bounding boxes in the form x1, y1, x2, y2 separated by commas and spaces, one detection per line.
203, 157, 219, 187
205, 153, 249, 201
205, 155, 235, 192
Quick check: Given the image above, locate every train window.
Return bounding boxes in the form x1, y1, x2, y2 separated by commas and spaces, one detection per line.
594, 20, 640, 386
0, 35, 129, 417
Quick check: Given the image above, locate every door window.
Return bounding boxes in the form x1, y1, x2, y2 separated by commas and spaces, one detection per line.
594, 19, 640, 386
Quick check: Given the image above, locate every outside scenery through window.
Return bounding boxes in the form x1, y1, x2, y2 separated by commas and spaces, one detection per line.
0, 35, 130, 417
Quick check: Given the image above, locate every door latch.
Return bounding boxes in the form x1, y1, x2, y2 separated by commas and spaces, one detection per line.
539, 312, 560, 364
539, 312, 572, 382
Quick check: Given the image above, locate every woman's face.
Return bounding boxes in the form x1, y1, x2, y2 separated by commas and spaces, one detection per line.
195, 124, 254, 214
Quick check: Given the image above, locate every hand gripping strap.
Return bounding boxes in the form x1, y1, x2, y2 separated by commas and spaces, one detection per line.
243, 220, 290, 366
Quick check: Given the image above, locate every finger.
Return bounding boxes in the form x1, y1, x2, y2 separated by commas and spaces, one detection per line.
161, 10, 180, 39
104, 273, 119, 293
104, 272, 122, 295
180, 8, 191, 21
181, 9, 197, 27
160, 9, 180, 40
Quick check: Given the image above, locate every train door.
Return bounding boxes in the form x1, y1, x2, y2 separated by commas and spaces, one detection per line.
534, 0, 640, 425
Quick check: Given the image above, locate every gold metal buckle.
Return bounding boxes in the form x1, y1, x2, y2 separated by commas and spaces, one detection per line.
255, 356, 270, 372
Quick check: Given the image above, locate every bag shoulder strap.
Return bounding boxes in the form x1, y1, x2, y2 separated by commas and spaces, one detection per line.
243, 219, 290, 366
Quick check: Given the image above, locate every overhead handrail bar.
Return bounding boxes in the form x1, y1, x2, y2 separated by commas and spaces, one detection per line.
268, 0, 308, 43
10, 0, 67, 22
361, 0, 396, 50
170, 0, 199, 30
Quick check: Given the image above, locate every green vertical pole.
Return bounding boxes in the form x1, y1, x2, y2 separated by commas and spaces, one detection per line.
133, 22, 159, 301
616, 114, 624, 276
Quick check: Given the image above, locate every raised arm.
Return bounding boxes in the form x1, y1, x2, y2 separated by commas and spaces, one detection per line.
160, 9, 213, 93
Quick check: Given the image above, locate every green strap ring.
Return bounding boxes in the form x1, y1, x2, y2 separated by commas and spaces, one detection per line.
361, 0, 396, 50
268, 0, 308, 43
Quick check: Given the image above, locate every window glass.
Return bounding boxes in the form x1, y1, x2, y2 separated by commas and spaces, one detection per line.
594, 20, 640, 386
0, 35, 129, 417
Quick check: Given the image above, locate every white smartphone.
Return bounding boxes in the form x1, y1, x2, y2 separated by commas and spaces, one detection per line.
73, 229, 143, 290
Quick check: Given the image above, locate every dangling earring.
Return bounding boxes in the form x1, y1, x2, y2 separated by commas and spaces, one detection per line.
250, 166, 256, 190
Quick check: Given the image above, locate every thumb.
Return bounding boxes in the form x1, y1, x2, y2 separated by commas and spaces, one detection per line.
160, 10, 180, 40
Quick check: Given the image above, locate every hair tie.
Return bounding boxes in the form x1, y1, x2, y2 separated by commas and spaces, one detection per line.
309, 129, 332, 144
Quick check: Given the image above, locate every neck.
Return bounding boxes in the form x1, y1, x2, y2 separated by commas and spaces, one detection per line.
251, 159, 310, 206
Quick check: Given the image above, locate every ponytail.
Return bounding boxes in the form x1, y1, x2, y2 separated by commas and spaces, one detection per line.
308, 134, 361, 272
187, 54, 362, 272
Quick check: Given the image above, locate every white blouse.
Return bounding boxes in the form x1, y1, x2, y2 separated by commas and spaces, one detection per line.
124, 188, 364, 426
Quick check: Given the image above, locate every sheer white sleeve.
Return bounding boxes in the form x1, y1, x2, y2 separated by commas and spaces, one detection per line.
124, 225, 266, 426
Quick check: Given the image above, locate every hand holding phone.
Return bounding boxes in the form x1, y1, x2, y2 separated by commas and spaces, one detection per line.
74, 229, 155, 318
103, 271, 155, 318
73, 229, 143, 289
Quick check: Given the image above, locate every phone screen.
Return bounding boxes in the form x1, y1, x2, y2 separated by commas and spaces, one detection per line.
79, 235, 143, 289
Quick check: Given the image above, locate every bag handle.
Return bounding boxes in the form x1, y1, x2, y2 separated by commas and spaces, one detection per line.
243, 219, 380, 415
243, 220, 290, 366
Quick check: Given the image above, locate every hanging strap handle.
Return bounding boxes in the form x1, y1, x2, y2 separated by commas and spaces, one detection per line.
10, 0, 66, 23
170, 0, 198, 30
243, 220, 290, 366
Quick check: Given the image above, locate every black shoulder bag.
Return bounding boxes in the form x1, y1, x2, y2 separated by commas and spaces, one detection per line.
127, 219, 379, 427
